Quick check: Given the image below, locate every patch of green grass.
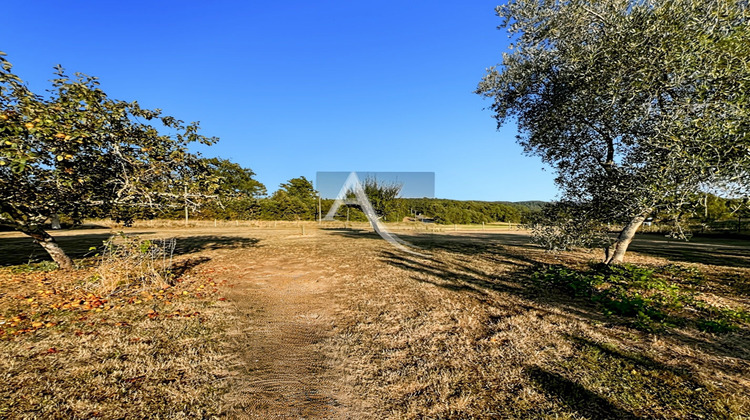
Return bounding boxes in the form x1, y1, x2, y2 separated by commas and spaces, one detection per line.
658, 263, 705, 285
529, 264, 603, 297
8, 260, 58, 273
535, 337, 742, 419
695, 305, 750, 333
530, 263, 747, 333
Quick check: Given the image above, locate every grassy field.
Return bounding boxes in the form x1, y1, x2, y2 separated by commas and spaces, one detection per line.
1, 223, 748, 418
0, 256, 235, 417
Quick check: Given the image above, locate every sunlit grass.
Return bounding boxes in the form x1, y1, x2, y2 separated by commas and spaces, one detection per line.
0, 254, 234, 418
1, 225, 748, 418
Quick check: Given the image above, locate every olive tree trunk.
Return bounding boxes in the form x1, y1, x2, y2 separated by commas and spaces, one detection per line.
604, 215, 646, 265
19, 226, 74, 270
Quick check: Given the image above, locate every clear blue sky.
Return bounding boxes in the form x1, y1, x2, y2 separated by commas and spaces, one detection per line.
1, 0, 557, 202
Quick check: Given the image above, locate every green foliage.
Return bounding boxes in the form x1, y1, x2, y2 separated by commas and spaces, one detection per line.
359, 177, 402, 221
255, 176, 318, 221
200, 197, 261, 220
695, 305, 750, 333
0, 57, 216, 223
337, 177, 403, 222
162, 157, 267, 221
477, 0, 750, 262
552, 338, 735, 419
8, 260, 58, 274
657, 263, 705, 285
319, 196, 537, 225
395, 198, 534, 225
530, 201, 612, 251
530, 264, 603, 297
531, 263, 746, 333
694, 194, 730, 225
107, 204, 158, 227
0, 52, 217, 266
279, 176, 316, 200
202, 157, 265, 199
263, 191, 315, 221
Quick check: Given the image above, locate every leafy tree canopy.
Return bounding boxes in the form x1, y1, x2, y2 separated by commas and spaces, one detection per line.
263, 176, 317, 221
0, 52, 217, 269
476, 0, 750, 263
202, 157, 265, 199
278, 176, 316, 200
347, 177, 403, 220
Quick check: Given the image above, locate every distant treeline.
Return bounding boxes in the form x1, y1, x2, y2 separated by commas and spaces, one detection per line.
67, 169, 540, 226
28, 161, 749, 235
32, 155, 745, 232
129, 173, 546, 225
175, 196, 543, 225
29, 154, 747, 233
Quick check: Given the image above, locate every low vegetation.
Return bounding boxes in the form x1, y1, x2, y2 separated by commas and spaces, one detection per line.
1, 226, 748, 418
0, 236, 236, 418
531, 263, 749, 333
326, 230, 749, 418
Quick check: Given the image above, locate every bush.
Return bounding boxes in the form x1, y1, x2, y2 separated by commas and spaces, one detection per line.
95, 234, 176, 293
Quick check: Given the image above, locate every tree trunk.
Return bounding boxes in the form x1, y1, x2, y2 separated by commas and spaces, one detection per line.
604, 215, 646, 265
20, 226, 74, 270
50, 214, 62, 230
739, 216, 742, 233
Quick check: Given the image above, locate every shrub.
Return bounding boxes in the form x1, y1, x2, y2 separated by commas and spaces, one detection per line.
95, 234, 176, 293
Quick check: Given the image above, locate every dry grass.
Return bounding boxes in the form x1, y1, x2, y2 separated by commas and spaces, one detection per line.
0, 256, 236, 419
321, 230, 750, 418
1, 225, 748, 418
94, 234, 177, 293
82, 218, 519, 234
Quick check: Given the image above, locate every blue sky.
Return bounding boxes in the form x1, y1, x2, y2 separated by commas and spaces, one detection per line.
1, 0, 557, 201
316, 172, 435, 200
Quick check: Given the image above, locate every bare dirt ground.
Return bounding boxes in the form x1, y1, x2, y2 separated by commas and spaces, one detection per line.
2, 223, 749, 418
205, 232, 353, 418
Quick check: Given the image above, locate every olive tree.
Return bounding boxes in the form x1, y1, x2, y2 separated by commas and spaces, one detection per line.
0, 53, 217, 269
477, 0, 750, 264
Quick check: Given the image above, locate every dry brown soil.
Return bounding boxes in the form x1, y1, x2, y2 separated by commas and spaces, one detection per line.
206, 231, 353, 418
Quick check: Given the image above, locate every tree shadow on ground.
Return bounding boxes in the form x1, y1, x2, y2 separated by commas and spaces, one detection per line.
379, 240, 749, 363
378, 247, 620, 332
323, 227, 750, 267
0, 233, 261, 266
322, 229, 749, 417
379, 250, 526, 299
531, 334, 737, 419
526, 366, 645, 420
170, 256, 212, 279
628, 234, 750, 268
173, 236, 260, 255
321, 227, 535, 256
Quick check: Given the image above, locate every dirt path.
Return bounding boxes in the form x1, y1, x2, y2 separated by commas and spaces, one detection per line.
205, 232, 354, 418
